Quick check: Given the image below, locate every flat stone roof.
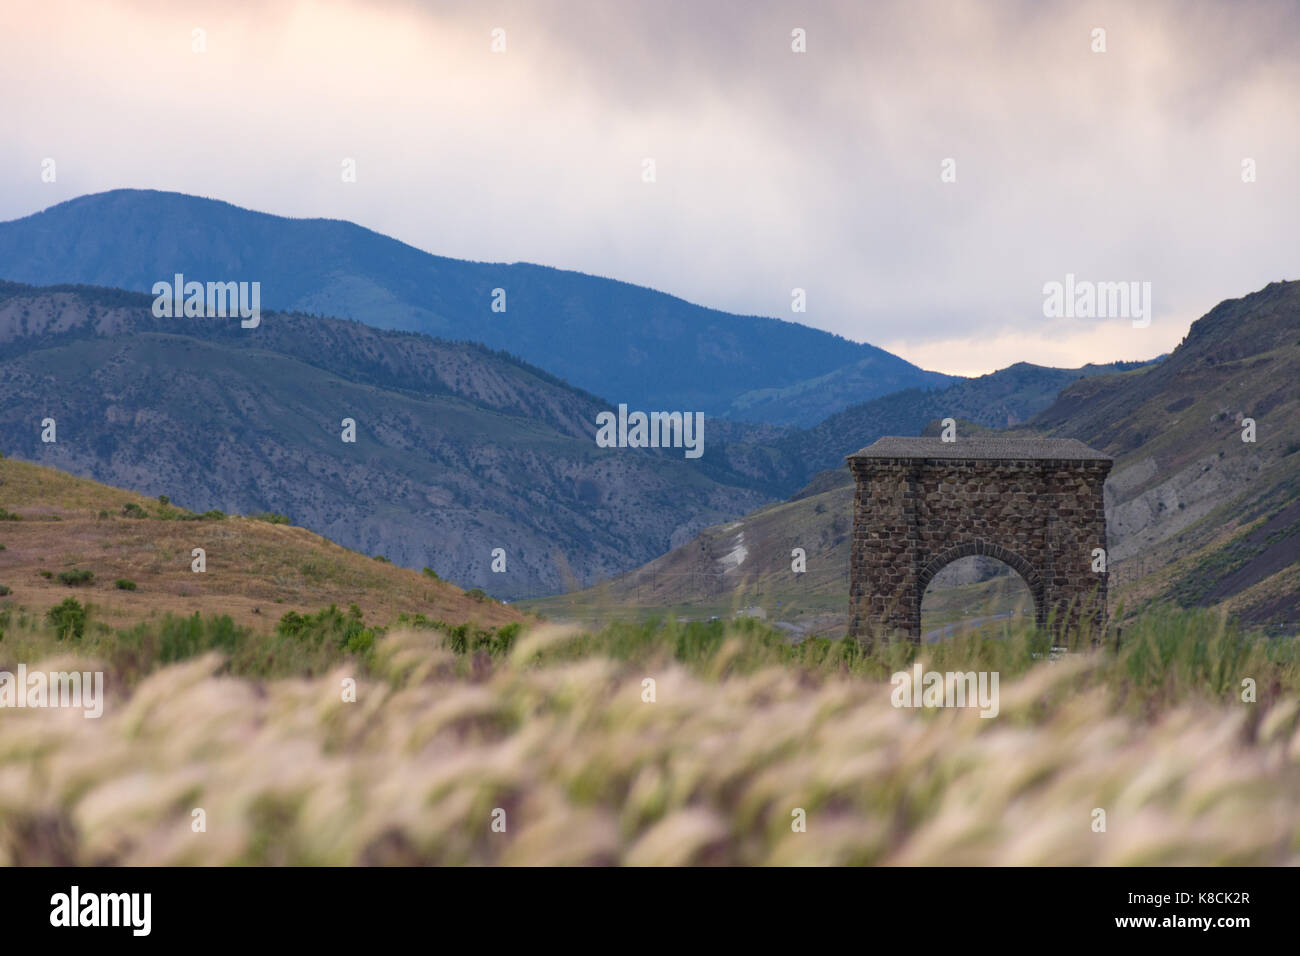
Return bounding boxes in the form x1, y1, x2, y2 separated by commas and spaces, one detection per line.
847, 436, 1112, 461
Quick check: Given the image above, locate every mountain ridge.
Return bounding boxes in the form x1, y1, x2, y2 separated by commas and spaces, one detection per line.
0, 189, 954, 421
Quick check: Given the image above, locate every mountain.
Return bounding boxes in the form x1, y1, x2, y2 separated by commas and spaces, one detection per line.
535, 281, 1300, 632
0, 189, 952, 421
722, 355, 957, 428
0, 282, 778, 600
773, 359, 1153, 483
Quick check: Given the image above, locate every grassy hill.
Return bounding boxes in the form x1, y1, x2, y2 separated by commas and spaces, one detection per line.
0, 455, 520, 638
524, 482, 854, 634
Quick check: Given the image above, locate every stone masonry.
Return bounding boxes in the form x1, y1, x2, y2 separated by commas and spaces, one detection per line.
846, 437, 1113, 646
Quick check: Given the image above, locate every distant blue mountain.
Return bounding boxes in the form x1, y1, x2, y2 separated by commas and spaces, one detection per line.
0, 189, 953, 419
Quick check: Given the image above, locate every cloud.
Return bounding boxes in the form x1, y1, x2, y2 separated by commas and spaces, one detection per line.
1, 0, 1296, 374
883, 315, 1187, 378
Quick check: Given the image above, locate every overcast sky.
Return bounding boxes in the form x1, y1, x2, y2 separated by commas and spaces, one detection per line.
2, 0, 1297, 375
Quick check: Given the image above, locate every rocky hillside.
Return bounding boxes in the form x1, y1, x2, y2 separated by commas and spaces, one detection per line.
0, 282, 776, 599
1032, 280, 1300, 628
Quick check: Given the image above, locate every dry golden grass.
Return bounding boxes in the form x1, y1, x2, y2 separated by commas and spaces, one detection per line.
2, 628, 1297, 866
0, 456, 520, 632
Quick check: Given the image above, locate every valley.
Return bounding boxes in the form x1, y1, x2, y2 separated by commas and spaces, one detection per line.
534, 281, 1300, 636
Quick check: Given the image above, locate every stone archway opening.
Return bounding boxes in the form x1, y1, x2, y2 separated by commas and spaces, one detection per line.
920, 554, 1037, 643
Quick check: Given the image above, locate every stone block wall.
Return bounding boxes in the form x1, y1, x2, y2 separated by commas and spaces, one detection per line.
847, 456, 1112, 645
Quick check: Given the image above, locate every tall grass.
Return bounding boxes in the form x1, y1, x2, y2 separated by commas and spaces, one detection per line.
0, 604, 390, 685
4, 599, 1296, 709
475, 608, 1300, 715
0, 623, 1296, 865
1, 605, 1297, 865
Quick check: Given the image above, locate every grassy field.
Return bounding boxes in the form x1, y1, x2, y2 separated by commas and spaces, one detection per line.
2, 604, 1297, 865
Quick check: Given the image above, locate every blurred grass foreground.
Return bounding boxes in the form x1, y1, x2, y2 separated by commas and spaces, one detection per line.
1, 607, 1299, 865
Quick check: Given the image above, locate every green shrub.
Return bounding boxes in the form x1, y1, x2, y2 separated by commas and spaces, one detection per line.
46, 596, 86, 641
156, 611, 243, 663
57, 568, 94, 586
346, 628, 375, 654
114, 578, 137, 591
250, 512, 290, 525
466, 588, 488, 602
38, 570, 53, 579
395, 612, 445, 630
422, 567, 440, 580
0, 585, 11, 597
121, 502, 148, 519
373, 555, 390, 563
276, 603, 380, 654
158, 494, 170, 507
0, 508, 20, 521
439, 621, 519, 656
177, 507, 225, 521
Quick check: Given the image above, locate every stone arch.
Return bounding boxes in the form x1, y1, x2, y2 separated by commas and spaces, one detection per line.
915, 540, 1046, 635
845, 437, 1112, 646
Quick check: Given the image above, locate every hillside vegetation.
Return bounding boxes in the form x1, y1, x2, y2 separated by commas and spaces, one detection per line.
0, 455, 520, 647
